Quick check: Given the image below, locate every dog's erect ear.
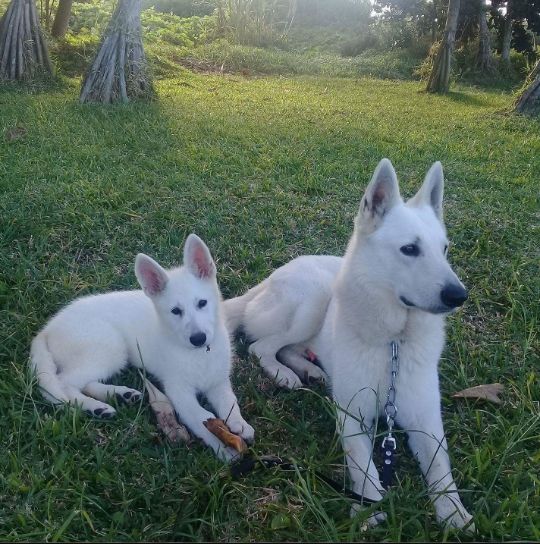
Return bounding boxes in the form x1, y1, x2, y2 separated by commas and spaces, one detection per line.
409, 161, 444, 221
357, 158, 401, 232
184, 234, 216, 280
135, 254, 169, 296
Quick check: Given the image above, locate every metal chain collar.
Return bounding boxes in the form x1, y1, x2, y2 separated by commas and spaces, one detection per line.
381, 340, 399, 489
384, 340, 399, 437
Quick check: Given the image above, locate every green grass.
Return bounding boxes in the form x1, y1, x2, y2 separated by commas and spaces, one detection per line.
0, 74, 539, 541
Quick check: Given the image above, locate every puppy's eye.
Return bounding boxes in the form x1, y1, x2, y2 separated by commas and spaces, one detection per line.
198, 299, 207, 309
400, 244, 420, 257
171, 307, 183, 316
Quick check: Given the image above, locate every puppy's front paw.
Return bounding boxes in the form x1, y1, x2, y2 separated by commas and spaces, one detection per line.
228, 419, 255, 443
216, 446, 240, 463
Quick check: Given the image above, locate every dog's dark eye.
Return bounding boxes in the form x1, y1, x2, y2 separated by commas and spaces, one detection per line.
198, 299, 207, 309
400, 244, 420, 257
171, 307, 183, 316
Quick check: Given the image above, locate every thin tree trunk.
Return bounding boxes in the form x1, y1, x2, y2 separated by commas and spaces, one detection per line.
51, 0, 72, 38
501, 0, 512, 66
476, 2, 495, 73
426, 0, 460, 93
514, 59, 540, 113
80, 0, 153, 104
0, 0, 53, 81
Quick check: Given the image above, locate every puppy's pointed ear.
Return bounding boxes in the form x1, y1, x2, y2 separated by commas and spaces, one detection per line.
357, 158, 401, 232
184, 234, 216, 280
135, 254, 168, 296
408, 161, 444, 221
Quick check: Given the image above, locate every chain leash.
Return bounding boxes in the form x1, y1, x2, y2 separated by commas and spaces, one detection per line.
381, 340, 399, 489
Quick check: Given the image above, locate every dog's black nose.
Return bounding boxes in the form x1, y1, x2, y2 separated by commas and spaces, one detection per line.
190, 332, 207, 347
440, 284, 468, 308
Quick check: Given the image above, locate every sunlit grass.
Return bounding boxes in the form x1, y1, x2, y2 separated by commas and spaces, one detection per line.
0, 74, 538, 541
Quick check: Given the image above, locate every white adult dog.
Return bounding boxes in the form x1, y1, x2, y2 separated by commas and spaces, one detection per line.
30, 234, 254, 460
224, 159, 474, 529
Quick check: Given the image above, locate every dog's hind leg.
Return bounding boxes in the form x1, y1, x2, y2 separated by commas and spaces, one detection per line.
277, 346, 328, 384
61, 384, 117, 418
83, 382, 142, 405
249, 337, 303, 389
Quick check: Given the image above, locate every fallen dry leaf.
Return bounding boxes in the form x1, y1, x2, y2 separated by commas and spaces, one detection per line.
452, 383, 504, 404
144, 377, 190, 443
204, 418, 247, 453
5, 125, 27, 142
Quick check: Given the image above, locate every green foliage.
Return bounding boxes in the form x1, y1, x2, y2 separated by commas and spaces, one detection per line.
162, 40, 422, 79
0, 74, 538, 541
142, 0, 214, 17
143, 10, 215, 46
414, 39, 530, 90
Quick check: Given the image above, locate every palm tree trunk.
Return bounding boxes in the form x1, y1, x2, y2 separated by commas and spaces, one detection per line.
51, 0, 72, 38
501, 0, 512, 66
476, 1, 494, 73
0, 0, 53, 81
79, 0, 153, 104
514, 59, 540, 113
426, 0, 460, 93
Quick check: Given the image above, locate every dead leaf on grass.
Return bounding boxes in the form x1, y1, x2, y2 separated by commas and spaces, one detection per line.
144, 376, 190, 443
452, 383, 504, 404
5, 125, 27, 142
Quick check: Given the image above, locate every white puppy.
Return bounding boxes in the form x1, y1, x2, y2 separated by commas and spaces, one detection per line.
31, 234, 254, 460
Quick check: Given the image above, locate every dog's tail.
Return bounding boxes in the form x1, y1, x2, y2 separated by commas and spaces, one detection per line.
30, 332, 69, 404
224, 283, 264, 333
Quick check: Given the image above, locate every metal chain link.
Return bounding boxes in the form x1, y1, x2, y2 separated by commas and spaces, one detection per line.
382, 341, 399, 449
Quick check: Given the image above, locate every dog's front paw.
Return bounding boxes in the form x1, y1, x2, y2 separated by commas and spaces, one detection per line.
350, 503, 387, 529
228, 419, 255, 443
436, 499, 474, 532
440, 508, 475, 532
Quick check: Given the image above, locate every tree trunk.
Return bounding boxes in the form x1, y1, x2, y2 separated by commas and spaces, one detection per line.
51, 0, 72, 38
514, 59, 540, 113
0, 0, 53, 81
476, 2, 495, 73
501, 0, 512, 66
80, 0, 153, 104
426, 0, 460, 93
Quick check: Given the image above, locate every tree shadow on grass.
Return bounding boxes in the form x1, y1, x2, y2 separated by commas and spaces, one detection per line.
439, 90, 494, 107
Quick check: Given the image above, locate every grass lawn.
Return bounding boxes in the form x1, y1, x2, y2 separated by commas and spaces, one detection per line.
0, 74, 538, 541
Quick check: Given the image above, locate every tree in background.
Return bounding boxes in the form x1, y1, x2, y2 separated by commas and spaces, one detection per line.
51, 0, 73, 38
80, 0, 152, 103
476, 0, 495, 73
426, 0, 460, 93
514, 59, 540, 113
491, 0, 540, 67
0, 0, 53, 81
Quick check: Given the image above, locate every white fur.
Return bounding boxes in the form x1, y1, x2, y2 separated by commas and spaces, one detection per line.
30, 234, 254, 461
225, 159, 474, 529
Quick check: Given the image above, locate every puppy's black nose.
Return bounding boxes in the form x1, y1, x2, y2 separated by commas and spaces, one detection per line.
440, 284, 468, 308
190, 332, 206, 347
